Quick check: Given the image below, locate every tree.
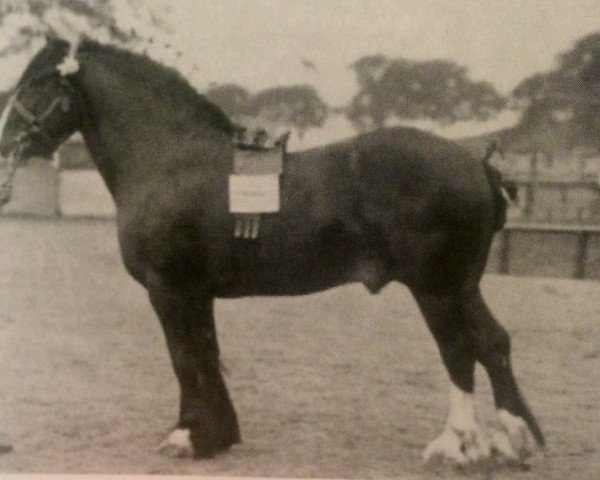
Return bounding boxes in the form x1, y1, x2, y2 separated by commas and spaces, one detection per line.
0, 0, 169, 58
350, 54, 389, 89
347, 55, 505, 129
512, 32, 600, 148
560, 32, 600, 89
245, 85, 328, 138
563, 33, 600, 145
205, 83, 251, 119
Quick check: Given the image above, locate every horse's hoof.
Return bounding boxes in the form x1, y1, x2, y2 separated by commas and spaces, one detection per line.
423, 427, 490, 466
490, 410, 534, 461
157, 428, 194, 458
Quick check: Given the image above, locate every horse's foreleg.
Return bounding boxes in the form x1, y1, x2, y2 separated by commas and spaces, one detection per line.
412, 289, 490, 465
466, 291, 544, 460
147, 274, 240, 458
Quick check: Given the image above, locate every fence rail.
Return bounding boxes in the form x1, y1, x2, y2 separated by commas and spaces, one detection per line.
489, 222, 600, 280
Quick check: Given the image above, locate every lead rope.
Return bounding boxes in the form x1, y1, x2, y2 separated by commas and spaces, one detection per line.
0, 92, 17, 211
0, 146, 21, 210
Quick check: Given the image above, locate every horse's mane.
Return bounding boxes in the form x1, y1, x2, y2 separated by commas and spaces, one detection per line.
76, 39, 233, 135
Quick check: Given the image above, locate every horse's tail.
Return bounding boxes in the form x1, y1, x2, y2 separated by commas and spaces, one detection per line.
481, 142, 513, 232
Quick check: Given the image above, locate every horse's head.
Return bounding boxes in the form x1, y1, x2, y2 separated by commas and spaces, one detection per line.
0, 36, 83, 205
0, 35, 235, 206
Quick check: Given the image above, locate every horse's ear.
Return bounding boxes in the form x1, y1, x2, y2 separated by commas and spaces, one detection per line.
45, 28, 60, 44
44, 28, 71, 52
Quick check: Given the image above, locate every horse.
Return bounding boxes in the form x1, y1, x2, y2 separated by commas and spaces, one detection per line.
0, 36, 544, 465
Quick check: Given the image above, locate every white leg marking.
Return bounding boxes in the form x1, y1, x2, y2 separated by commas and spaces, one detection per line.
157, 428, 194, 458
423, 383, 490, 465
490, 409, 532, 460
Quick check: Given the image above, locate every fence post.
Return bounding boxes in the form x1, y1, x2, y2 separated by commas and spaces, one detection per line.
499, 229, 511, 274
523, 152, 538, 219
574, 231, 589, 279
53, 151, 62, 218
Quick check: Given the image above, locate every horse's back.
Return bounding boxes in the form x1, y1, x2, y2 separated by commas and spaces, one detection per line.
286, 126, 494, 231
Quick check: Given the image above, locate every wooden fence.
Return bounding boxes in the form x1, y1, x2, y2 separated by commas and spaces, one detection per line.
496, 151, 600, 223
487, 222, 600, 280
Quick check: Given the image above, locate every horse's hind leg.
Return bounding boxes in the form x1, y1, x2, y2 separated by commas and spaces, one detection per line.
411, 289, 490, 465
411, 287, 543, 465
465, 290, 544, 460
147, 273, 240, 458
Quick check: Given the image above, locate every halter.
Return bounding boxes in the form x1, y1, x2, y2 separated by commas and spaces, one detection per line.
0, 36, 80, 208
11, 79, 72, 149
0, 76, 73, 207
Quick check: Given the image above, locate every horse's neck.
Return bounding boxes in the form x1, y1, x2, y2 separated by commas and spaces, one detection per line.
75, 63, 230, 194
78, 68, 178, 153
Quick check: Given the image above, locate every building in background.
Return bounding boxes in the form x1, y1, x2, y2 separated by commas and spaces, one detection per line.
1, 134, 114, 218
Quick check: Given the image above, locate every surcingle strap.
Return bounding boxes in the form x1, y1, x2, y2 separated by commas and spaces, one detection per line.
230, 130, 289, 239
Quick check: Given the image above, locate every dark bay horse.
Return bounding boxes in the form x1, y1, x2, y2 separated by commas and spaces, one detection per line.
0, 37, 543, 464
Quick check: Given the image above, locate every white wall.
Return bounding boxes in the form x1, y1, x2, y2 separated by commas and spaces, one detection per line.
1, 159, 59, 217
58, 170, 115, 218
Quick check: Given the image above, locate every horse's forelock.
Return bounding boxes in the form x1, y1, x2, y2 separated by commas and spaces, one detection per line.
18, 37, 70, 86
65, 35, 81, 59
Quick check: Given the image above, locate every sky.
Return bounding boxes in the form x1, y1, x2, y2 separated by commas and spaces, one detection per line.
152, 0, 600, 106
0, 0, 599, 142
2, 0, 600, 106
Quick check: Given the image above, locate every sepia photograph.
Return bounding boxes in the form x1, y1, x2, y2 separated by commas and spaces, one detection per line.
0, 1, 599, 478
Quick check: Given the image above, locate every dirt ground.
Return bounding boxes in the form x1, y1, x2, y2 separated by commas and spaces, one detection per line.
0, 217, 599, 479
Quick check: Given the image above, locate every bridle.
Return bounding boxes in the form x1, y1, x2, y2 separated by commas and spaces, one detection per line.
6, 74, 73, 151
0, 74, 74, 207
